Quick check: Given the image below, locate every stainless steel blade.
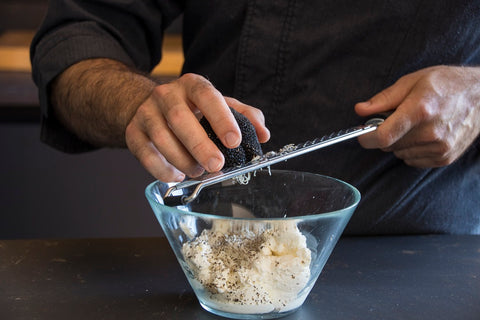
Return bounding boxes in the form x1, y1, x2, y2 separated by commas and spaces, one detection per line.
163, 116, 385, 205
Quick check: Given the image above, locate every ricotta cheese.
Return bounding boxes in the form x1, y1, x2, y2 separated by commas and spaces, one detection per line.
181, 219, 311, 314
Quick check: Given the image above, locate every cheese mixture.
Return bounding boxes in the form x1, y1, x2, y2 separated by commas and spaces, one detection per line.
181, 219, 311, 314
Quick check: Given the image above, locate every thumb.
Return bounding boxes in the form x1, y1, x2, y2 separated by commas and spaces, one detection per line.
355, 78, 413, 117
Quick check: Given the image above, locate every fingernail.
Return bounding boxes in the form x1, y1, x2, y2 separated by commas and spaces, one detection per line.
263, 127, 271, 141
208, 157, 222, 172
360, 101, 372, 107
225, 131, 240, 148
190, 165, 205, 177
175, 173, 185, 182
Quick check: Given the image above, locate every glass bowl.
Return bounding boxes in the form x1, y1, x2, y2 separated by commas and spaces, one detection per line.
145, 170, 360, 319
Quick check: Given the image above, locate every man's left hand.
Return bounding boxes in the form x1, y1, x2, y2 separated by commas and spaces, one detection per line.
355, 65, 480, 167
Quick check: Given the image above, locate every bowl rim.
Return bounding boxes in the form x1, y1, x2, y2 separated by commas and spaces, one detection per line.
145, 170, 361, 221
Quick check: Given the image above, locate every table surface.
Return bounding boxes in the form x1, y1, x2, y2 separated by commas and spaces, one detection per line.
1, 235, 479, 320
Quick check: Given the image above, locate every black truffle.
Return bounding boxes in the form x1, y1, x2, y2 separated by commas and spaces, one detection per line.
200, 107, 263, 168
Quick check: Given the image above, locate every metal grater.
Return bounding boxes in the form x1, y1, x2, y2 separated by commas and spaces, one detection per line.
163, 116, 386, 206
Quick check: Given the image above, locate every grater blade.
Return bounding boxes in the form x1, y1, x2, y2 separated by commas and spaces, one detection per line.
163, 116, 386, 206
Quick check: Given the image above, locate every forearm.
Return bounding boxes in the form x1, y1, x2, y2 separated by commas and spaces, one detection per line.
50, 58, 156, 148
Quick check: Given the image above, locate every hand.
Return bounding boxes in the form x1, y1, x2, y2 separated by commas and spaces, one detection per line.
125, 73, 270, 182
355, 66, 480, 168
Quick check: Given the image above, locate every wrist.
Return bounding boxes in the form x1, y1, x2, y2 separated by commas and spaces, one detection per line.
51, 58, 156, 148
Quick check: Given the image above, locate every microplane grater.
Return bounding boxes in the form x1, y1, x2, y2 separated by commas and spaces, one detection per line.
163, 116, 386, 206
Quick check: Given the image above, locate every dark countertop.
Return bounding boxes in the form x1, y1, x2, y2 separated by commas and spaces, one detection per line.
1, 235, 479, 320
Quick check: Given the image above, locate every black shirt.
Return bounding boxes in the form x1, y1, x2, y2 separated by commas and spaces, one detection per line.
31, 0, 480, 234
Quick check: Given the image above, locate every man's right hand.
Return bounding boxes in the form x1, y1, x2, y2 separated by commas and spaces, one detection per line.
51, 59, 269, 183
125, 73, 270, 182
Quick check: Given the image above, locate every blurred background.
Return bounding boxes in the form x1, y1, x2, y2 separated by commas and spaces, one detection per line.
0, 0, 183, 239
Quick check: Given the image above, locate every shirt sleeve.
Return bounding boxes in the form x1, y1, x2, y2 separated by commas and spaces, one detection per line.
30, 0, 183, 153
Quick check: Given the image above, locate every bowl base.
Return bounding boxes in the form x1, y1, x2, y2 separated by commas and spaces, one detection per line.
199, 301, 300, 319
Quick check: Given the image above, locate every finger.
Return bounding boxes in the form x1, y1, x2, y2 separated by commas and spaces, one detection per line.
392, 140, 459, 167
180, 74, 242, 149
154, 82, 225, 173
358, 107, 415, 149
401, 155, 455, 168
381, 119, 439, 152
393, 144, 443, 161
355, 74, 417, 117
137, 99, 206, 178
358, 74, 443, 149
225, 97, 271, 143
125, 122, 186, 182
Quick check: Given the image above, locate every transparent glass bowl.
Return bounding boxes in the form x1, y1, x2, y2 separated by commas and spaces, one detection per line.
145, 170, 360, 319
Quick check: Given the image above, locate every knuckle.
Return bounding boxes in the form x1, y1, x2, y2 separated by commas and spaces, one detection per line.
431, 140, 455, 167
246, 106, 265, 121
415, 100, 435, 122
133, 101, 150, 119
190, 140, 209, 156
424, 67, 445, 83
435, 140, 452, 157
150, 130, 169, 148
419, 129, 440, 145
379, 90, 391, 102
377, 136, 393, 149
180, 72, 200, 83
376, 128, 395, 148
152, 83, 173, 98
430, 127, 443, 142
426, 126, 448, 146
192, 85, 218, 102
396, 71, 417, 84
189, 80, 220, 101
141, 111, 160, 133
140, 150, 159, 171
164, 104, 189, 127
372, 89, 392, 104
